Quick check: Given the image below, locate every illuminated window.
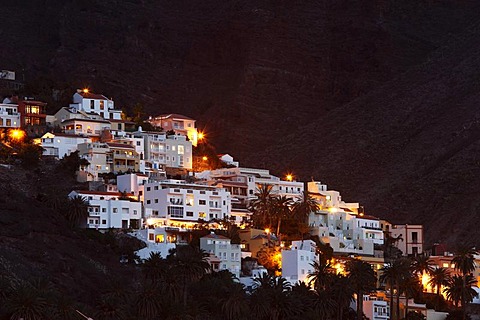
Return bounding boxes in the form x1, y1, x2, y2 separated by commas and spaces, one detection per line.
199, 212, 206, 218
443, 263, 449, 268
155, 234, 164, 243
178, 145, 184, 154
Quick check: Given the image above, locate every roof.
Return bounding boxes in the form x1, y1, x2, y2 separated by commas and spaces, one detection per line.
73, 190, 134, 197
341, 207, 354, 212
154, 113, 194, 121
61, 118, 110, 124
357, 214, 380, 221
77, 92, 109, 100
107, 143, 134, 149
201, 233, 230, 240
46, 132, 90, 138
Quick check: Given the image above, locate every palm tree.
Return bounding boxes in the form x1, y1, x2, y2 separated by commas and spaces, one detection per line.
399, 271, 422, 317
168, 245, 210, 307
251, 275, 298, 320
428, 267, 451, 309
445, 274, 478, 309
452, 247, 477, 276
452, 246, 478, 320
249, 184, 274, 228
292, 190, 318, 224
380, 258, 411, 320
346, 260, 376, 320
330, 274, 354, 320
142, 252, 167, 284
4, 281, 48, 320
308, 261, 335, 291
65, 195, 88, 227
271, 195, 293, 237
412, 254, 434, 277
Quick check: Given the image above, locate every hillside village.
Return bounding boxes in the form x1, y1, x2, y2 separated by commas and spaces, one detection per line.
1, 88, 480, 320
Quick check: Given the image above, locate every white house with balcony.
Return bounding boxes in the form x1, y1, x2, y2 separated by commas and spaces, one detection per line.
61, 118, 111, 137
200, 232, 241, 277
199, 166, 304, 201
0, 101, 20, 128
132, 226, 190, 259
70, 89, 122, 121
362, 295, 390, 320
282, 240, 319, 285
124, 129, 193, 171
69, 190, 142, 229
141, 180, 231, 228
40, 132, 92, 158
148, 113, 198, 146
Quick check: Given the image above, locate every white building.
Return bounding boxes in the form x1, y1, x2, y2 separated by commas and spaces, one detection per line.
115, 129, 193, 171
40, 132, 92, 158
307, 181, 383, 257
0, 101, 20, 128
390, 224, 424, 256
142, 180, 231, 227
362, 296, 390, 320
77, 142, 112, 176
69, 190, 142, 229
133, 227, 190, 259
117, 173, 149, 200
70, 89, 122, 121
62, 118, 111, 137
200, 232, 241, 278
199, 166, 304, 201
148, 113, 199, 146
281, 240, 318, 284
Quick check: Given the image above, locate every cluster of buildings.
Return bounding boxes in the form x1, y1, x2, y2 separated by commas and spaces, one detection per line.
2, 87, 471, 319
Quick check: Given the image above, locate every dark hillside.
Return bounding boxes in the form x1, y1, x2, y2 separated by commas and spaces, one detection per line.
259, 20, 480, 246
0, 164, 138, 306
2, 1, 480, 244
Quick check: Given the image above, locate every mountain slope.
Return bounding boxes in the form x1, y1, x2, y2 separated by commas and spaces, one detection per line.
2, 1, 480, 245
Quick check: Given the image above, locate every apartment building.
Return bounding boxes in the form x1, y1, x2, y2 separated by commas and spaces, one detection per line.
0, 100, 20, 128
148, 113, 199, 146
282, 240, 319, 284
200, 232, 241, 277
40, 132, 92, 158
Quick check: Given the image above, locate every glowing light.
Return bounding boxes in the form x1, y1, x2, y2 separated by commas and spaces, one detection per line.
265, 228, 270, 234
146, 218, 154, 225
202, 156, 208, 161
83, 88, 89, 93
9, 129, 25, 141
329, 207, 338, 213
286, 174, 293, 182
198, 132, 205, 140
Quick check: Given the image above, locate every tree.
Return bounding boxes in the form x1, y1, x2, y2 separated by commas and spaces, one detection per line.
445, 274, 477, 309
17, 143, 43, 168
452, 246, 478, 320
142, 252, 167, 284
3, 281, 49, 320
167, 245, 210, 307
271, 195, 293, 237
308, 261, 335, 291
292, 190, 318, 223
380, 258, 411, 320
65, 195, 88, 228
346, 260, 376, 320
250, 184, 274, 229
412, 254, 434, 277
330, 274, 354, 320
428, 267, 451, 309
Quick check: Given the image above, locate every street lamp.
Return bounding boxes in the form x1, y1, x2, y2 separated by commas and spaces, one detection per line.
286, 174, 293, 182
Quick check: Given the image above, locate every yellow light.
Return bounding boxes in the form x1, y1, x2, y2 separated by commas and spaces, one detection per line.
329, 207, 338, 213
265, 228, 270, 234
146, 218, 154, 225
198, 132, 204, 140
286, 174, 293, 181
83, 88, 89, 93
202, 156, 208, 161
9, 129, 25, 141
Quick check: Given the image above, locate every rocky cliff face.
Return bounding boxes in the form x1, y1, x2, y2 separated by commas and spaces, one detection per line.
2, 0, 480, 245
